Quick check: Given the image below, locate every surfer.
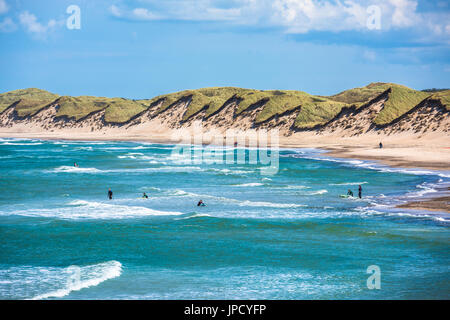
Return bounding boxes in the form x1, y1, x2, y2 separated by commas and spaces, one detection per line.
197, 200, 205, 207
142, 192, 148, 199
108, 188, 113, 200
347, 189, 354, 197
358, 185, 362, 199
74, 162, 79, 167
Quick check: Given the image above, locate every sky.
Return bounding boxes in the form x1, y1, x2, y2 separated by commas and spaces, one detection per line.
0, 0, 449, 99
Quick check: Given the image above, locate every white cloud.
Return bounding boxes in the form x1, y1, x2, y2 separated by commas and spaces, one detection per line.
110, 5, 162, 20
0, 0, 8, 15
109, 0, 450, 41
19, 11, 62, 38
0, 16, 15, 32
132, 8, 161, 20
389, 0, 419, 27
110, 5, 122, 18
271, 0, 370, 33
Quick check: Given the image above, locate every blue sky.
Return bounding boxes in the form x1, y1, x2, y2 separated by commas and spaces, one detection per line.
0, 0, 449, 98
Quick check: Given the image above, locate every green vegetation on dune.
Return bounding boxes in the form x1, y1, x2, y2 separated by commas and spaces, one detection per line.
103, 99, 147, 123
0, 88, 59, 114
429, 90, 450, 110
294, 99, 347, 129
55, 96, 112, 120
236, 90, 346, 126
327, 82, 390, 107
0, 84, 443, 128
183, 87, 242, 120
14, 99, 54, 117
150, 87, 242, 121
373, 86, 431, 125
325, 82, 434, 126
327, 82, 418, 107
235, 90, 310, 123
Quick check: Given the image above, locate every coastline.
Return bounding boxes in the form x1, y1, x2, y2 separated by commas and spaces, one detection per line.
1, 131, 449, 214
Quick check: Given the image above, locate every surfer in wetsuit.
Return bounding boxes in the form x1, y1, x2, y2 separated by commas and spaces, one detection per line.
358, 185, 362, 199
347, 189, 354, 197
143, 192, 148, 199
74, 162, 79, 167
108, 188, 113, 200
197, 200, 205, 207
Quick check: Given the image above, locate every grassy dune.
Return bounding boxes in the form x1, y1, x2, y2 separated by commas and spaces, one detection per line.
327, 82, 389, 107
0, 83, 445, 127
103, 99, 148, 123
429, 90, 450, 110
0, 88, 59, 115
374, 85, 431, 125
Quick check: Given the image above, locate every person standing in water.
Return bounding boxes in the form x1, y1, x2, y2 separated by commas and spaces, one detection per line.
197, 200, 205, 207
358, 185, 362, 199
108, 188, 113, 200
379, 142, 383, 149
142, 192, 148, 199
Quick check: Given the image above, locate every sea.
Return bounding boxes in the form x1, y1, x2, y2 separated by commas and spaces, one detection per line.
0, 138, 448, 299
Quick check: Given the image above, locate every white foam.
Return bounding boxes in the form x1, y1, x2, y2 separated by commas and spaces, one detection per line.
175, 213, 212, 220
280, 185, 310, 190
74, 146, 93, 151
168, 189, 305, 208
48, 166, 101, 173
207, 168, 251, 175
1, 142, 43, 146
329, 182, 368, 186
31, 261, 122, 300
307, 189, 328, 195
232, 183, 263, 187
46, 166, 201, 174
364, 209, 450, 223
292, 153, 450, 179
238, 200, 306, 208
1, 200, 183, 220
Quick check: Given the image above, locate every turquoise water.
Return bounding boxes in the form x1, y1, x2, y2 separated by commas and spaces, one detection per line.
0, 138, 449, 299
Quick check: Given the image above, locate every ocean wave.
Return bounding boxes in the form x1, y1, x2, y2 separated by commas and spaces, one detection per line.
46, 166, 201, 174
118, 153, 164, 162
132, 145, 174, 150
359, 207, 450, 223
175, 213, 212, 220
238, 200, 306, 208
292, 153, 450, 179
1, 142, 43, 146
329, 182, 368, 186
32, 261, 122, 300
0, 261, 122, 300
1, 200, 183, 220
307, 190, 328, 195
48, 166, 101, 173
232, 183, 264, 187
168, 189, 305, 208
74, 146, 93, 151
278, 185, 309, 190
207, 168, 252, 175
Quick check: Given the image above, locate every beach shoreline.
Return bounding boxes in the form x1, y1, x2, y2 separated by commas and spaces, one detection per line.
1, 130, 449, 169
1, 131, 449, 213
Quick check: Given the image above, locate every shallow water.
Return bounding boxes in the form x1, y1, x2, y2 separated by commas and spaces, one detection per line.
0, 138, 449, 299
